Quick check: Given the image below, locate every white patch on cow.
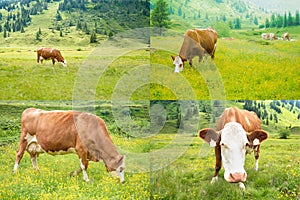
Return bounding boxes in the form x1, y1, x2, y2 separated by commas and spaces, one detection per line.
50, 48, 54, 53
80, 158, 90, 182
253, 138, 260, 146
13, 163, 19, 173
39, 56, 44, 61
110, 156, 125, 183
47, 148, 76, 156
220, 122, 248, 183
60, 61, 67, 67
255, 159, 259, 171
209, 139, 217, 147
25, 133, 44, 154
173, 56, 184, 73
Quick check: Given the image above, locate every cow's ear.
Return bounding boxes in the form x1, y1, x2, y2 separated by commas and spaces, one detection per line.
198, 128, 220, 147
247, 130, 268, 145
171, 55, 175, 61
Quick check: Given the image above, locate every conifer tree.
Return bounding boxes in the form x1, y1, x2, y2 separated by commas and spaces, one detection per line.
151, 0, 171, 36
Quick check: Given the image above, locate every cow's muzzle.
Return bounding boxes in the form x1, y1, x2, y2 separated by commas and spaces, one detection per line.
228, 172, 247, 183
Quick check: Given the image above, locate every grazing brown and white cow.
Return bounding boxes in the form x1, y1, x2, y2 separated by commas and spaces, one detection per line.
198, 107, 268, 190
261, 33, 277, 40
13, 108, 125, 183
37, 47, 67, 67
282, 32, 290, 41
171, 28, 218, 73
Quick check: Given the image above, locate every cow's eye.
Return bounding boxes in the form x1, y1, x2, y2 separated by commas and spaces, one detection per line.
118, 167, 124, 172
179, 64, 183, 67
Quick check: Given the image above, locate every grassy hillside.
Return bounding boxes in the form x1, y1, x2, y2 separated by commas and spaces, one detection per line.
0, 0, 149, 46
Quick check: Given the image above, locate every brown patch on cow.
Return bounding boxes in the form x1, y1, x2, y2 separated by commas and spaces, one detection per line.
198, 128, 220, 144
216, 107, 261, 132
247, 130, 268, 145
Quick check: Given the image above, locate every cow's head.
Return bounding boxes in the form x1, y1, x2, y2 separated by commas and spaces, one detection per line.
108, 155, 125, 183
199, 122, 268, 183
171, 55, 187, 73
60, 60, 67, 67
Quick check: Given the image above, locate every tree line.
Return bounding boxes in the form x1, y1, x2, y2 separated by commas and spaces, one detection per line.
260, 10, 300, 29
0, 0, 49, 38
57, 0, 149, 42
243, 100, 300, 125
1, 0, 149, 42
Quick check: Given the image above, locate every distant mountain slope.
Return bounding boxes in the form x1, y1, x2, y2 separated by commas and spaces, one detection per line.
151, 0, 267, 30
249, 0, 299, 14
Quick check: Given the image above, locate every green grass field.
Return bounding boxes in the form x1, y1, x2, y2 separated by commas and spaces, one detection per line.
151, 27, 300, 100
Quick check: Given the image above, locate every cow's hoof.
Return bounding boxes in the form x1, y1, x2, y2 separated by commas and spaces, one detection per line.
70, 171, 78, 177
84, 178, 90, 182
210, 176, 218, 184
238, 182, 245, 191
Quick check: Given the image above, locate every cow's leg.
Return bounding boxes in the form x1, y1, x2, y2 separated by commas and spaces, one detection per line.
254, 145, 260, 171
70, 158, 89, 182
51, 58, 55, 65
189, 59, 193, 67
30, 154, 39, 171
14, 131, 28, 173
211, 45, 216, 59
80, 158, 90, 182
71, 144, 90, 182
211, 145, 222, 184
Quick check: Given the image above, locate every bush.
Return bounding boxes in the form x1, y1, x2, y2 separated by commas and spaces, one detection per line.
279, 129, 291, 139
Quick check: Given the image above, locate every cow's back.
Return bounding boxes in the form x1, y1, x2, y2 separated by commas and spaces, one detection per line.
194, 29, 218, 54
216, 107, 261, 132
37, 47, 53, 59
179, 30, 201, 57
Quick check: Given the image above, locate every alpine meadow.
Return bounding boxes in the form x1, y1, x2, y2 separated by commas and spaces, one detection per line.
0, 0, 299, 199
